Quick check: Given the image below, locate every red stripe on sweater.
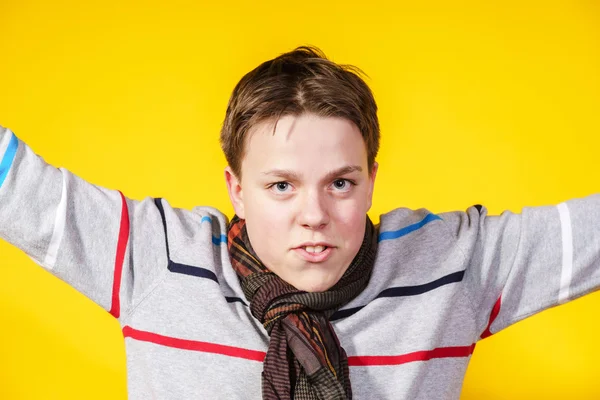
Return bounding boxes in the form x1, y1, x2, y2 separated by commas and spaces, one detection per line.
109, 191, 130, 319
347, 344, 476, 366
122, 326, 476, 366
122, 326, 267, 362
480, 295, 502, 339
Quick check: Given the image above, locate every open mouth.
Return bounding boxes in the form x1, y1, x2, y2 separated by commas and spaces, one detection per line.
294, 245, 334, 263
302, 245, 328, 254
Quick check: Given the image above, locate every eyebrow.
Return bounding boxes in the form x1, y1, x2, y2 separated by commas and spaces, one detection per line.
262, 165, 363, 182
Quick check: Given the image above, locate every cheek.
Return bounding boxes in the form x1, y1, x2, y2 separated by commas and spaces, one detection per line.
245, 193, 290, 247
247, 192, 288, 224
332, 202, 367, 244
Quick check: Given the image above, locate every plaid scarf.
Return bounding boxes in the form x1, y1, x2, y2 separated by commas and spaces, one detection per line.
227, 215, 377, 400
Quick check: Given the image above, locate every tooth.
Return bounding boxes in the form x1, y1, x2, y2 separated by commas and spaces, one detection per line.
314, 245, 325, 253
305, 246, 315, 253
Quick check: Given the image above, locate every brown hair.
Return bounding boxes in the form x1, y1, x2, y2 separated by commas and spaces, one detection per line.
220, 45, 380, 179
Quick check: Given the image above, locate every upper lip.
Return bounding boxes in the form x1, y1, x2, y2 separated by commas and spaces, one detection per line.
295, 242, 333, 248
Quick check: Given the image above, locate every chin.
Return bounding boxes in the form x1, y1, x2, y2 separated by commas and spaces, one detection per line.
293, 276, 337, 293
301, 285, 329, 293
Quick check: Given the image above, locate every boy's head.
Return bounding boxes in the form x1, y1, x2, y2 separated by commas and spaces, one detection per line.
221, 46, 380, 292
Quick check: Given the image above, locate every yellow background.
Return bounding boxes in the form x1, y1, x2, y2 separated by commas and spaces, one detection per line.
1, 0, 599, 398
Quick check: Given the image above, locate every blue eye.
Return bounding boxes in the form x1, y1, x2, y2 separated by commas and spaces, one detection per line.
270, 182, 290, 193
331, 179, 356, 192
333, 179, 348, 190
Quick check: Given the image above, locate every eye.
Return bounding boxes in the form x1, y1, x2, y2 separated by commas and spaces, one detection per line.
269, 181, 292, 193
333, 179, 347, 189
331, 179, 354, 191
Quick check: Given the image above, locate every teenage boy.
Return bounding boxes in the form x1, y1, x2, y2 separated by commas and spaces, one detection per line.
1, 46, 599, 400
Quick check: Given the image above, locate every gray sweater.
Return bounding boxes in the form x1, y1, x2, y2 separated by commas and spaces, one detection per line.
2, 125, 600, 399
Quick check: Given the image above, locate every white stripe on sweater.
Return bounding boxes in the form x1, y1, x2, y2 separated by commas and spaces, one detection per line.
43, 168, 69, 270
557, 202, 573, 304
0, 128, 13, 160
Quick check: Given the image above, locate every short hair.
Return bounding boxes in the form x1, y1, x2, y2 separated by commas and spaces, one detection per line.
219, 45, 380, 179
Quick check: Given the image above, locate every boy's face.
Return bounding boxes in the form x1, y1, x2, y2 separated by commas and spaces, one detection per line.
225, 113, 378, 292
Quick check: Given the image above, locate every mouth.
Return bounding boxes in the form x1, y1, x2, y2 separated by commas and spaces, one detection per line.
301, 245, 328, 253
293, 245, 334, 263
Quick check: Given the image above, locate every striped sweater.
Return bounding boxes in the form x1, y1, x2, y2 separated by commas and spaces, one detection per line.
2, 125, 600, 399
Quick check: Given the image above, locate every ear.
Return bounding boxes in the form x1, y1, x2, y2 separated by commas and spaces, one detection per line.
366, 161, 378, 211
224, 166, 245, 219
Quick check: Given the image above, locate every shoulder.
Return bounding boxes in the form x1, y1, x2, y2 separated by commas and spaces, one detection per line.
190, 205, 230, 233
377, 205, 445, 241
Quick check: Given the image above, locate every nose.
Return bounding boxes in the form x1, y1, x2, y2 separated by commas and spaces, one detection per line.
297, 190, 330, 230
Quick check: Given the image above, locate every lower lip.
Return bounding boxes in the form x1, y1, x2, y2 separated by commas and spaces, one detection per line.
293, 247, 334, 263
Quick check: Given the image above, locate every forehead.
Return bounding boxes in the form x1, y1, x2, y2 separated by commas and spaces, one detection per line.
242, 114, 367, 176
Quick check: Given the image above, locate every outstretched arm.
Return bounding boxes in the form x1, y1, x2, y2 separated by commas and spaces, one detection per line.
0, 125, 169, 323
440, 195, 600, 340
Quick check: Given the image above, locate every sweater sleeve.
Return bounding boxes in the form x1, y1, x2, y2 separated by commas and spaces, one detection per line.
0, 126, 169, 322
439, 194, 600, 340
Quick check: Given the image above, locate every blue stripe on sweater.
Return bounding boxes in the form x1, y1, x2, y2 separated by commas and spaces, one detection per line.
212, 234, 227, 245
0, 132, 19, 190
378, 213, 442, 242
225, 296, 247, 306
218, 270, 466, 319
168, 260, 219, 283
200, 216, 226, 245
330, 270, 465, 321
155, 198, 225, 282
